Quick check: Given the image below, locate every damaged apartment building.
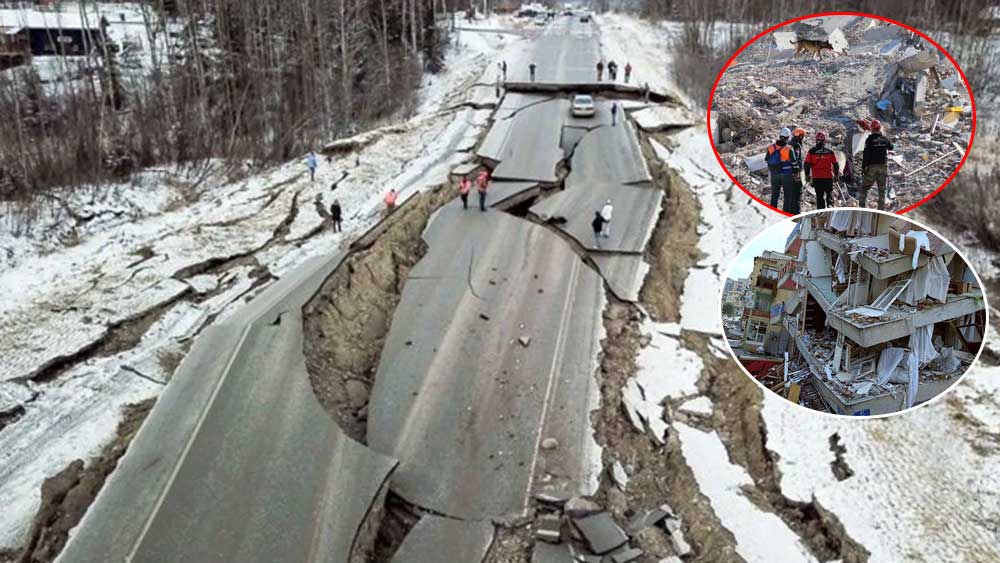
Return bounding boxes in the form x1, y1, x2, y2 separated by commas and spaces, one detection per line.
737, 211, 986, 415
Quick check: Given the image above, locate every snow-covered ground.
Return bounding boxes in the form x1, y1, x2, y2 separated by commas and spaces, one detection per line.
0, 16, 519, 550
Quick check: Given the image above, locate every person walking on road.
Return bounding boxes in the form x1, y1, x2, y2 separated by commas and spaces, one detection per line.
529, 63, 537, 82
608, 60, 618, 81
804, 131, 840, 210
596, 61, 604, 81
306, 151, 318, 182
330, 198, 342, 232
624, 62, 632, 84
501, 60, 507, 80
860, 119, 894, 210
600, 199, 613, 238
384, 189, 398, 213
477, 169, 490, 212
458, 176, 472, 209
591, 211, 606, 248
611, 102, 618, 126
765, 127, 800, 214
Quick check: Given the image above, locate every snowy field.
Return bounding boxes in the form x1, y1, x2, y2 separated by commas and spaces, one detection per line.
0, 16, 518, 550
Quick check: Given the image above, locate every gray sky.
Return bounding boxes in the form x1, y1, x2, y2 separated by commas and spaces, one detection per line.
727, 219, 797, 279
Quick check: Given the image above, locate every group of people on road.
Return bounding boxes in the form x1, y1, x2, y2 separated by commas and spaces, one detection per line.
457, 169, 491, 211
765, 120, 893, 213
595, 60, 632, 83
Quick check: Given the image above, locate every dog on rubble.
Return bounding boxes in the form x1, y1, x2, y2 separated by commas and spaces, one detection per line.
790, 37, 839, 60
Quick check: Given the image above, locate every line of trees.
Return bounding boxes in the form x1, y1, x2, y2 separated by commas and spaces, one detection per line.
0, 0, 459, 202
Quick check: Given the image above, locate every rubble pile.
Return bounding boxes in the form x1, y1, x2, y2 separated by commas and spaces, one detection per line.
529, 488, 691, 563
799, 326, 971, 404
712, 16, 972, 212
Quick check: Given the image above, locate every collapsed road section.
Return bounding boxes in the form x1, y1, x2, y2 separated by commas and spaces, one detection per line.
57, 250, 399, 562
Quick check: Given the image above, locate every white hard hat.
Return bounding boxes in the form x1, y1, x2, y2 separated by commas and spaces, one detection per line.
779, 127, 792, 138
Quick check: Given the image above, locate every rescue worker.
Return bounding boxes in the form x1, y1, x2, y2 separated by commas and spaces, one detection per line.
596, 60, 604, 81
787, 127, 807, 213
458, 176, 472, 209
330, 198, 342, 232
591, 211, 606, 248
764, 127, 800, 214
477, 169, 490, 212
600, 199, 613, 238
306, 151, 318, 182
624, 62, 632, 84
860, 119, 894, 210
529, 63, 537, 81
804, 131, 840, 210
384, 188, 397, 213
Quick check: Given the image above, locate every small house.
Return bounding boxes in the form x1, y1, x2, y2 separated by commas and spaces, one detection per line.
0, 9, 105, 58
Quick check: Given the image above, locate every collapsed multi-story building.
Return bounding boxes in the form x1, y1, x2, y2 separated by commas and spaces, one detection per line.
775, 210, 986, 415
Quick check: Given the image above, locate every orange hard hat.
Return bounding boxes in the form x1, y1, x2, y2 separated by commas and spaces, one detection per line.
793, 127, 807, 137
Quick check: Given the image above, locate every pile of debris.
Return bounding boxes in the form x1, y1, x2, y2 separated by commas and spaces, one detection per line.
530, 488, 690, 563
713, 16, 972, 211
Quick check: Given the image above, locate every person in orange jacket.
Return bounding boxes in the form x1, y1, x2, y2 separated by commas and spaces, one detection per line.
384, 188, 397, 212
458, 177, 472, 209
477, 170, 490, 212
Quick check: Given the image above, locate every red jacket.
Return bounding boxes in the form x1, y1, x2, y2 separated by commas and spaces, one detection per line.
804, 145, 839, 180
458, 179, 471, 195
477, 171, 489, 192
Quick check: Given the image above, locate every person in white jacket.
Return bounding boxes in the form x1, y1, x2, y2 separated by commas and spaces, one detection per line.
600, 199, 613, 238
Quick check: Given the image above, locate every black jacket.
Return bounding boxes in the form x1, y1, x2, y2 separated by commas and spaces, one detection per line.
330, 203, 342, 221
862, 133, 893, 167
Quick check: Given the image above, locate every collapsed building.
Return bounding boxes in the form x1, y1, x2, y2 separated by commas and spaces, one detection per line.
712, 15, 973, 212
729, 211, 986, 415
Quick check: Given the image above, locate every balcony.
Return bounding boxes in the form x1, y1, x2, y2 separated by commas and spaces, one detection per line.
755, 277, 777, 290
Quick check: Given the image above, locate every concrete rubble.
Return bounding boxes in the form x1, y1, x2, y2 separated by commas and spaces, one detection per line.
529, 496, 691, 563
712, 15, 972, 212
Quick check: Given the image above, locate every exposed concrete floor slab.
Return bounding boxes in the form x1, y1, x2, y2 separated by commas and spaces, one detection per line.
60, 310, 397, 563
531, 542, 577, 563
390, 516, 494, 563
367, 207, 605, 520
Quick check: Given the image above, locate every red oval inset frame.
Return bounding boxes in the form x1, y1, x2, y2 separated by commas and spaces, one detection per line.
707, 11, 976, 216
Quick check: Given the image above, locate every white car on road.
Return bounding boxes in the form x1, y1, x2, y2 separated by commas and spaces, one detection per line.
571, 94, 596, 117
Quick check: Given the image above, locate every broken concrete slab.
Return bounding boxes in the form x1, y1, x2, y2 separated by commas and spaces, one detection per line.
745, 154, 768, 174
573, 512, 629, 555
591, 254, 649, 303
390, 516, 494, 563
565, 496, 602, 518
530, 186, 662, 254
611, 461, 629, 490
451, 162, 479, 177
536, 514, 563, 543
632, 105, 695, 132
487, 180, 540, 208
531, 541, 577, 563
61, 312, 399, 563
625, 506, 672, 536
368, 208, 605, 520
485, 97, 568, 183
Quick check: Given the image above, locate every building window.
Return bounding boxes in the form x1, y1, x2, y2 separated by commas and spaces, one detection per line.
746, 320, 767, 343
